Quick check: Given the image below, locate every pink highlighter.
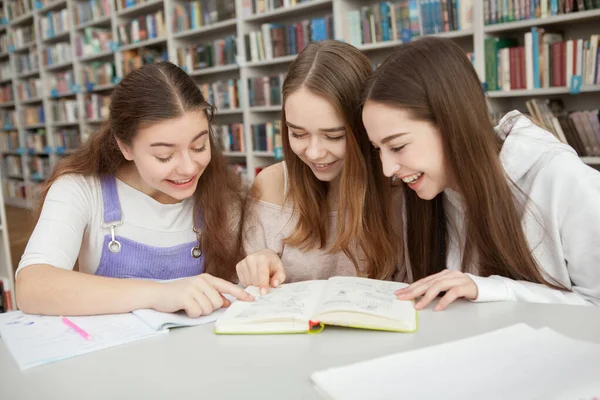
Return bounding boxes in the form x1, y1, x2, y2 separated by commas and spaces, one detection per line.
61, 317, 92, 340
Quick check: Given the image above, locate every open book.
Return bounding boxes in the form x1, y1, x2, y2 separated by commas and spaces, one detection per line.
215, 276, 418, 334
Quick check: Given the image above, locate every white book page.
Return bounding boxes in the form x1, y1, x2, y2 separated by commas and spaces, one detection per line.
132, 307, 227, 331
132, 294, 235, 330
216, 280, 327, 325
311, 324, 600, 400
0, 311, 165, 370
314, 276, 413, 321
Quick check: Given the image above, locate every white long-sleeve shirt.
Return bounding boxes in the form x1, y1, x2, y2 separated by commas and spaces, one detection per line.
443, 110, 600, 305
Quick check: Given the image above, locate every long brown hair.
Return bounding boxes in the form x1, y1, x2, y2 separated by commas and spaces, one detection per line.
36, 61, 244, 280
364, 37, 562, 288
280, 40, 397, 280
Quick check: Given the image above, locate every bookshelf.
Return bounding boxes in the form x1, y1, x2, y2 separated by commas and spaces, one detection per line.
0, 0, 598, 213
482, 1, 600, 163
0, 0, 15, 311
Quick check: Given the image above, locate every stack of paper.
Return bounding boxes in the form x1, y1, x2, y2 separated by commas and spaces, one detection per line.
0, 312, 165, 370
311, 324, 600, 400
0, 307, 227, 370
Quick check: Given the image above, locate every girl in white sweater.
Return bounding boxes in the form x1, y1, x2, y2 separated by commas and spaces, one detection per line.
362, 37, 600, 310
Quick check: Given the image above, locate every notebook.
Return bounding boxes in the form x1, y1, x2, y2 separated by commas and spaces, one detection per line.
214, 276, 418, 334
310, 323, 600, 400
0, 307, 227, 370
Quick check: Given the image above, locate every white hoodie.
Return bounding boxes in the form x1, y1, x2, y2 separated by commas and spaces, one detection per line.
443, 110, 600, 305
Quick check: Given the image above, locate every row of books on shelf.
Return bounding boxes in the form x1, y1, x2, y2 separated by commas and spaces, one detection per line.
347, 1, 418, 46
524, 98, 600, 156
0, 84, 13, 102
172, 0, 236, 33
23, 130, 80, 155
31, 156, 51, 180
0, 34, 9, 54
346, 0, 473, 41
15, 77, 42, 100
421, 0, 472, 34
252, 120, 282, 153
15, 52, 38, 75
240, 0, 311, 17
47, 70, 76, 95
2, 117, 282, 154
51, 99, 78, 123
18, 128, 84, 154
26, 130, 47, 152
1, 110, 16, 127
82, 62, 116, 88
348, 0, 473, 47
43, 42, 71, 67
176, 35, 237, 71
122, 48, 167, 75
484, 0, 600, 25
200, 79, 241, 111
0, 279, 14, 313
21, 105, 45, 126
1, 140, 82, 154
2, 154, 52, 178
219, 123, 244, 152
40, 8, 70, 40
54, 127, 80, 149
75, 28, 113, 58
73, 0, 111, 27
85, 93, 110, 120
9, 25, 35, 48
246, 15, 333, 62
485, 31, 600, 92
215, 122, 283, 153
115, 0, 152, 11
4, 179, 30, 201
248, 74, 284, 107
0, 131, 20, 151
3, 155, 24, 176
0, 63, 11, 80
6, 0, 34, 20
118, 11, 166, 45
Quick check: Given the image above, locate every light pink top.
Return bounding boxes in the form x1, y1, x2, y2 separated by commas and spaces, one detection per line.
242, 163, 368, 282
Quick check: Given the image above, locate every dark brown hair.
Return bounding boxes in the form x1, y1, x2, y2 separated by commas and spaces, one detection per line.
280, 39, 398, 280
36, 61, 244, 279
363, 36, 562, 288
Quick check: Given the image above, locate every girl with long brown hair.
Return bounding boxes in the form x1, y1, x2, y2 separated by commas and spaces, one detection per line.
235, 40, 399, 293
362, 36, 600, 310
16, 62, 253, 317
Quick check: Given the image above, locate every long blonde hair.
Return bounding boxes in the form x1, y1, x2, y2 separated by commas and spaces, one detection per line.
280, 40, 398, 280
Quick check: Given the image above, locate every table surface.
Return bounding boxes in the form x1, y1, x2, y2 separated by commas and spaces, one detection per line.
2, 300, 600, 400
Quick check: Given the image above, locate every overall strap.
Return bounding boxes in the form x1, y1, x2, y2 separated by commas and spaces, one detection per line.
99, 175, 122, 224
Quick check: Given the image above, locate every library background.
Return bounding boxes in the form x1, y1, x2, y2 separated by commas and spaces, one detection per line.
0, 0, 599, 313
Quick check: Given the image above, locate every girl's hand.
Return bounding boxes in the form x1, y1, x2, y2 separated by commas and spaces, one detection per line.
395, 270, 478, 311
236, 249, 286, 295
153, 273, 254, 317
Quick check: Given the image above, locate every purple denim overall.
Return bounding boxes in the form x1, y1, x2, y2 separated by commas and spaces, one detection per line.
94, 176, 204, 279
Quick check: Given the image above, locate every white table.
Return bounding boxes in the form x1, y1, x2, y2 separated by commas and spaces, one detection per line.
2, 300, 599, 400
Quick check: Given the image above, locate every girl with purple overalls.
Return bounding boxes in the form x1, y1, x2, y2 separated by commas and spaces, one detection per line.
16, 62, 254, 317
